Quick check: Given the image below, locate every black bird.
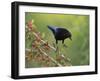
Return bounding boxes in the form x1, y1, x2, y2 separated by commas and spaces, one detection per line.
48, 25, 72, 44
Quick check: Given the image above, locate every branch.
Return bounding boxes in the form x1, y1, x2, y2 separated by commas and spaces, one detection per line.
32, 31, 71, 65
32, 32, 56, 51
26, 48, 63, 67
38, 48, 63, 66
26, 23, 72, 66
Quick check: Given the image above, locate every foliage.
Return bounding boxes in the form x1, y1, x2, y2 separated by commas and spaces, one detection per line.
25, 12, 89, 68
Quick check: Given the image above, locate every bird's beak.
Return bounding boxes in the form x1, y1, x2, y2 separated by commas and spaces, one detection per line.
69, 37, 72, 40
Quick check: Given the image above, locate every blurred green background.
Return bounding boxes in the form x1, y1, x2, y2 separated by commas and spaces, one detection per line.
25, 12, 89, 67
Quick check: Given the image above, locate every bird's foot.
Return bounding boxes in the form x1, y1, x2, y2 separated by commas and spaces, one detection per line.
63, 44, 67, 48
55, 46, 58, 52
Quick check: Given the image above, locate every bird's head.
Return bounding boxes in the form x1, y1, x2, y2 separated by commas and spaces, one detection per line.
64, 31, 72, 41
69, 36, 72, 40
67, 32, 72, 41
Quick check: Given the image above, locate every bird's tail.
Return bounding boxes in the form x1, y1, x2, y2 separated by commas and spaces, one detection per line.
47, 25, 56, 34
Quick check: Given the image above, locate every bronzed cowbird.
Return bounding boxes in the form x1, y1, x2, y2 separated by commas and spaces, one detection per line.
48, 25, 72, 44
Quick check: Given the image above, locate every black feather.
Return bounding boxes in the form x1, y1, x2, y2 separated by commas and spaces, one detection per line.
48, 25, 72, 44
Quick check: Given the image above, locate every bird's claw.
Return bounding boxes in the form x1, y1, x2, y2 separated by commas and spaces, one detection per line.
55, 46, 58, 52
63, 44, 67, 48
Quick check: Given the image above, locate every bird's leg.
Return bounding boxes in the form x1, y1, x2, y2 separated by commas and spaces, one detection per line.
56, 40, 58, 44
62, 40, 67, 48
55, 40, 59, 52
62, 40, 64, 44
55, 45, 58, 52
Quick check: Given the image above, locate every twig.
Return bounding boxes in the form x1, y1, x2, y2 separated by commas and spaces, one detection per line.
32, 32, 56, 51
26, 48, 63, 67
38, 48, 62, 66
